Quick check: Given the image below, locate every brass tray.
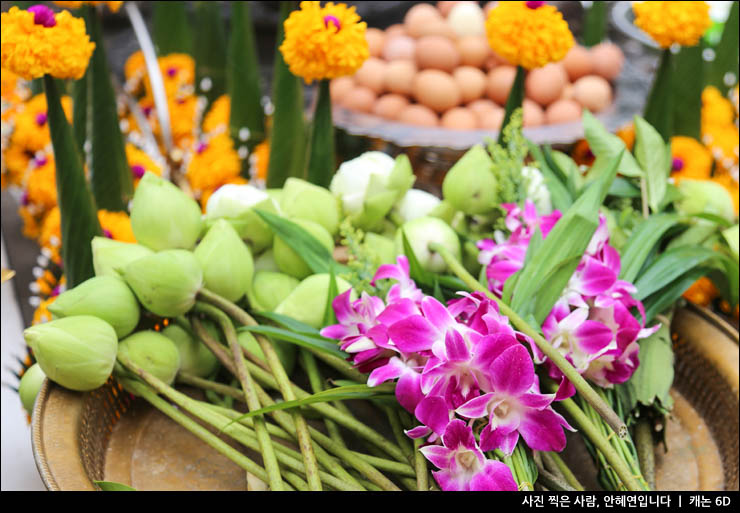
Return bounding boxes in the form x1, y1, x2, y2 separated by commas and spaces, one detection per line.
32, 305, 739, 491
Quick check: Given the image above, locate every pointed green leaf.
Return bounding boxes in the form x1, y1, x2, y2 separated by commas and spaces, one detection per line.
672, 43, 703, 140
267, 1, 306, 188
401, 229, 433, 286
239, 325, 346, 358
608, 177, 641, 198
642, 266, 712, 324
323, 266, 338, 327
634, 245, 721, 300
633, 115, 670, 213
583, 1, 607, 47
498, 66, 525, 145
707, 1, 739, 95
44, 75, 101, 288
619, 213, 682, 283
87, 8, 134, 211
72, 66, 89, 155
306, 79, 336, 187
582, 110, 643, 177
153, 1, 193, 55
228, 1, 265, 151
94, 480, 137, 491
625, 323, 674, 410
643, 50, 674, 142
254, 311, 320, 335
526, 141, 573, 211
193, 1, 227, 105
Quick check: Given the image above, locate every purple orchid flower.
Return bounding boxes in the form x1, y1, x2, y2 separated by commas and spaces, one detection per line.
419, 420, 518, 491
371, 256, 425, 305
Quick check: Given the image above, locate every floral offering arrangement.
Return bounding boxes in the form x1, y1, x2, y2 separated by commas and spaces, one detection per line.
1, 0, 738, 494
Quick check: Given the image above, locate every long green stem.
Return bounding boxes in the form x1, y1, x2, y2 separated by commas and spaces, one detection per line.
543, 452, 584, 491
385, 406, 414, 464
413, 437, 428, 491
193, 302, 284, 491
635, 418, 656, 490
300, 350, 347, 448
429, 242, 627, 439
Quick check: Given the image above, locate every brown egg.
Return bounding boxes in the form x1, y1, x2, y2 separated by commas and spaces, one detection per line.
404, 3, 443, 38
453, 66, 486, 103
441, 107, 478, 130
384, 60, 417, 96
385, 24, 406, 38
525, 63, 567, 106
590, 42, 624, 81
437, 1, 460, 17
485, 50, 507, 70
355, 57, 387, 95
341, 86, 377, 113
478, 106, 505, 130
413, 69, 461, 112
561, 83, 575, 101
330, 77, 354, 103
573, 75, 612, 112
415, 36, 461, 72
545, 99, 582, 124
486, 65, 517, 104
415, 19, 457, 39
562, 45, 593, 82
457, 36, 491, 68
383, 35, 416, 61
398, 104, 439, 126
366, 28, 386, 58
373, 94, 410, 120
523, 99, 545, 127
467, 98, 499, 117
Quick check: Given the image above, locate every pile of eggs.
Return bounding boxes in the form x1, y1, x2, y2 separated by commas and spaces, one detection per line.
330, 1, 625, 131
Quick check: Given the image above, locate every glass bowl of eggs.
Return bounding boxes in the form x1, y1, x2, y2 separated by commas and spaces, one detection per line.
332, 1, 633, 186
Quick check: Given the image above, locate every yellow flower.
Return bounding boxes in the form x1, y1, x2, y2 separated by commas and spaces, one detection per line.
251, 139, 270, 182
1, 68, 29, 111
124, 52, 195, 100
39, 206, 62, 262
701, 86, 735, 127
682, 276, 718, 307
1, 7, 95, 80
280, 1, 369, 83
18, 205, 42, 240
186, 134, 242, 195
33, 296, 58, 325
26, 155, 57, 210
202, 95, 231, 135
11, 93, 73, 153
53, 2, 123, 13
702, 123, 739, 171
712, 172, 739, 215
3, 143, 34, 187
632, 1, 711, 49
485, 1, 574, 70
98, 209, 136, 242
125, 143, 162, 187
670, 136, 712, 182
124, 50, 146, 94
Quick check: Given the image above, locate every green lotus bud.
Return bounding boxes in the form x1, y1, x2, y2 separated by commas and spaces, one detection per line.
19, 363, 46, 415
92, 237, 153, 277
395, 216, 461, 273
246, 271, 300, 311
122, 249, 203, 317
273, 219, 334, 279
24, 316, 118, 391
266, 188, 284, 207
204, 184, 277, 253
254, 248, 280, 272
194, 220, 254, 302
237, 331, 296, 376
275, 274, 354, 329
363, 232, 397, 266
162, 324, 218, 378
676, 179, 735, 221
429, 200, 458, 225
48, 276, 140, 338
442, 144, 498, 215
118, 331, 181, 386
281, 178, 340, 235
131, 171, 204, 251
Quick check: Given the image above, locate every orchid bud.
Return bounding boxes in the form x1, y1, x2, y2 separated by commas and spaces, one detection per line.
396, 216, 461, 272
394, 188, 441, 223
122, 249, 203, 317
676, 179, 735, 222
363, 232, 397, 266
19, 363, 46, 415
280, 178, 340, 236
48, 276, 140, 338
131, 172, 204, 251
275, 274, 354, 329
246, 271, 300, 311
194, 220, 254, 303
204, 184, 277, 253
273, 219, 334, 279
24, 316, 118, 391
161, 324, 219, 378
442, 144, 498, 215
118, 331, 181, 386
92, 237, 153, 277
254, 248, 280, 272
237, 331, 296, 376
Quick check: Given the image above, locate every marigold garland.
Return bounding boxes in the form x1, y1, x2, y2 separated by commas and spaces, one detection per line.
280, 1, 369, 83
202, 95, 231, 135
670, 136, 712, 182
632, 1, 711, 49
1, 7, 95, 80
485, 1, 574, 70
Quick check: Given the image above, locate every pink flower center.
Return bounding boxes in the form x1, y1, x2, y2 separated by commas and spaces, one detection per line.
525, 1, 546, 9
455, 449, 478, 472
103, 229, 113, 239
21, 191, 30, 206
52, 285, 61, 296
142, 105, 153, 116
324, 15, 341, 30
672, 157, 684, 171
35, 155, 48, 167
28, 5, 56, 27
166, 67, 178, 78
196, 142, 208, 154
131, 164, 146, 178
35, 112, 48, 126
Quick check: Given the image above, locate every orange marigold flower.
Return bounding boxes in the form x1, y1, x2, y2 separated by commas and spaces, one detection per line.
571, 139, 595, 167
251, 139, 270, 182
202, 95, 231, 135
1, 6, 95, 80
712, 172, 739, 215
682, 276, 719, 307
670, 136, 712, 183
11, 93, 73, 153
98, 209, 136, 242
701, 86, 735, 127
26, 154, 57, 210
125, 143, 163, 187
32, 296, 57, 325
632, 1, 711, 49
280, 1, 369, 83
485, 1, 574, 70
616, 123, 635, 151
39, 206, 62, 262
53, 2, 123, 13
186, 133, 241, 195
